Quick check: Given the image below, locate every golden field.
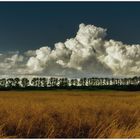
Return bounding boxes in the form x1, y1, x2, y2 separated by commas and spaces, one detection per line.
0, 90, 140, 138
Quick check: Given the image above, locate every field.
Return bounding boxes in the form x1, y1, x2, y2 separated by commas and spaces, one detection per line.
0, 90, 140, 138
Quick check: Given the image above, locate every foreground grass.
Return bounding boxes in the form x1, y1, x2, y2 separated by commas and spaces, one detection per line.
0, 90, 140, 138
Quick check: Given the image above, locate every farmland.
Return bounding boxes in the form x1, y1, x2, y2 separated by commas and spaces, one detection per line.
0, 90, 140, 138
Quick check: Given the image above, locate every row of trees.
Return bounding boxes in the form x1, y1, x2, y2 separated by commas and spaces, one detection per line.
0, 76, 140, 89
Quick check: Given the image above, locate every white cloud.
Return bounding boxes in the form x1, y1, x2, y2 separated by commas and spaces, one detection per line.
26, 47, 51, 73
24, 50, 36, 57
0, 23, 140, 77
0, 52, 25, 75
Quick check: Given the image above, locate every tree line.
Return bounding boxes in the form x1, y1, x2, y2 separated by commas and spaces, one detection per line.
0, 76, 140, 90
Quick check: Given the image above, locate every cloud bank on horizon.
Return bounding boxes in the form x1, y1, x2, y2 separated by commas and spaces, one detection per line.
0, 23, 140, 77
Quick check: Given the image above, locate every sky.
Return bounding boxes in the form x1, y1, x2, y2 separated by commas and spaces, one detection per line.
0, 2, 140, 77
1, 2, 140, 52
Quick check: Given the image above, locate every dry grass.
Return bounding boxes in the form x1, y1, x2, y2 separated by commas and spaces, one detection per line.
0, 90, 140, 138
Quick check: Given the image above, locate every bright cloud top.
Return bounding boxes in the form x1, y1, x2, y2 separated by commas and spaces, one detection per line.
1, 23, 140, 77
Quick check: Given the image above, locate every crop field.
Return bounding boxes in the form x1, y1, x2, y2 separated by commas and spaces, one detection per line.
0, 90, 140, 138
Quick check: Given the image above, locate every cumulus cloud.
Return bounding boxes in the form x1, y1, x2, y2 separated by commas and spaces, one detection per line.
0, 52, 25, 75
24, 50, 36, 57
27, 47, 51, 73
0, 23, 140, 77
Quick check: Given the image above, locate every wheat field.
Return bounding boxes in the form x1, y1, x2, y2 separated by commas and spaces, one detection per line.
0, 90, 140, 138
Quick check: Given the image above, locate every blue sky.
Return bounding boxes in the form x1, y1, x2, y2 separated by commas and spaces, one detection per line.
0, 2, 140, 53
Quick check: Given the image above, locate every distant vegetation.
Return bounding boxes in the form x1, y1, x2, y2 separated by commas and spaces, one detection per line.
0, 76, 140, 90
0, 90, 140, 138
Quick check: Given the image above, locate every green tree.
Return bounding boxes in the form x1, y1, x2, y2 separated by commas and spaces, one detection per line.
0, 78, 6, 88
7, 78, 14, 88
14, 78, 20, 88
31, 78, 39, 87
79, 78, 87, 87
21, 78, 29, 88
